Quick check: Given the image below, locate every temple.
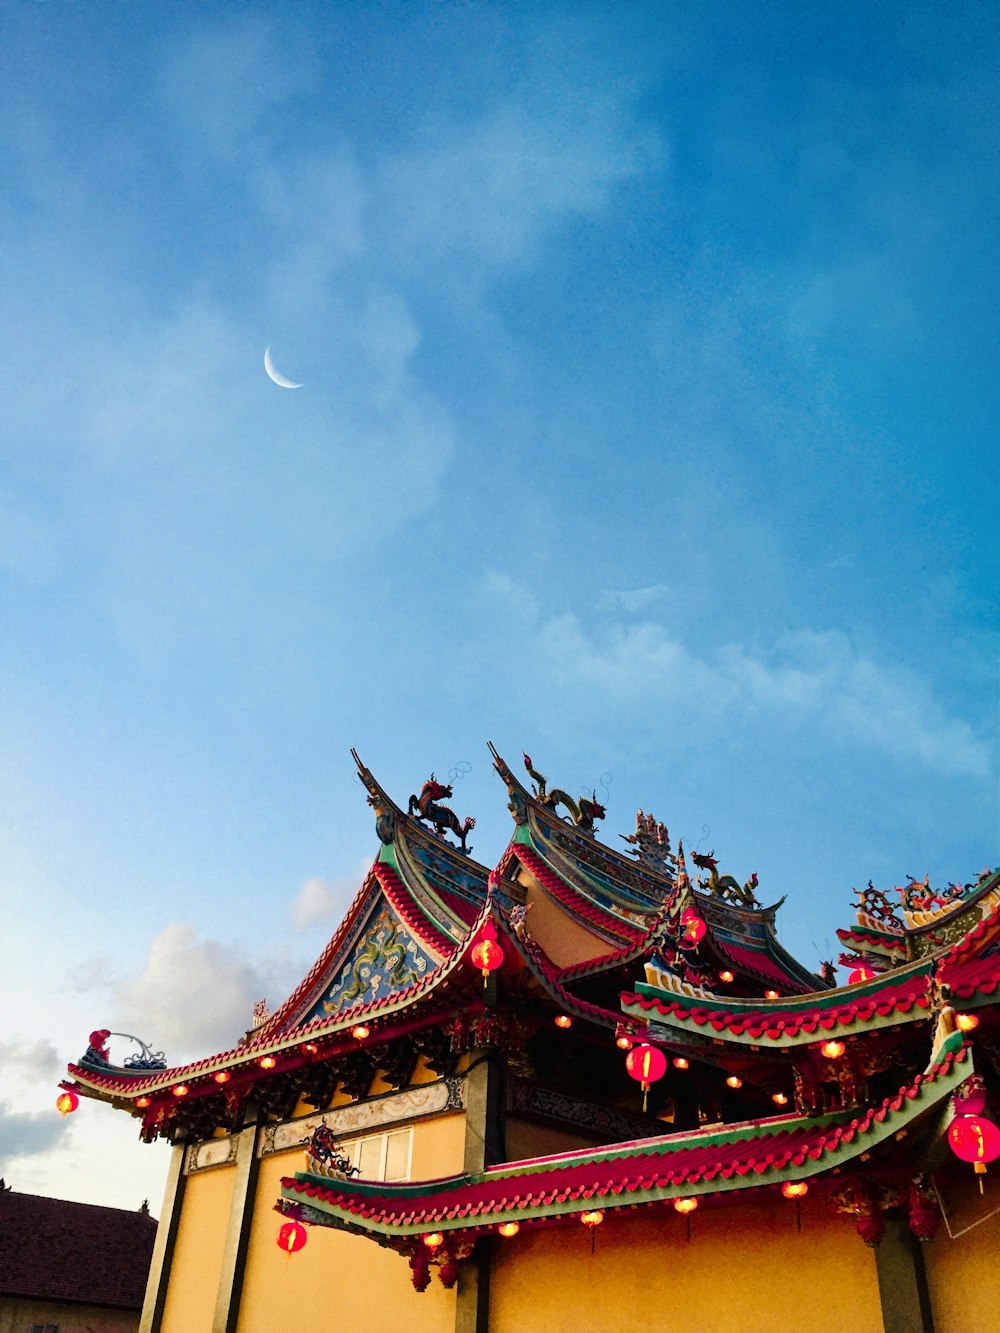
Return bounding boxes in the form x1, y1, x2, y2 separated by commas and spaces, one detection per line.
63, 748, 1000, 1333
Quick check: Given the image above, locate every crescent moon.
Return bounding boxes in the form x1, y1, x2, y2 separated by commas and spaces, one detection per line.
264, 345, 303, 389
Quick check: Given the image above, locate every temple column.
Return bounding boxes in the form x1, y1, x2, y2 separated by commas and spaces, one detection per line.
138, 1142, 187, 1333
211, 1111, 262, 1333
456, 1048, 505, 1333
874, 1218, 935, 1333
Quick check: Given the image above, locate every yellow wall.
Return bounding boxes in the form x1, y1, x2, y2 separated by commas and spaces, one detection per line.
490, 1197, 883, 1333
522, 874, 612, 968
506, 1117, 601, 1162
924, 1174, 1000, 1333
236, 1112, 465, 1333
159, 1163, 233, 1333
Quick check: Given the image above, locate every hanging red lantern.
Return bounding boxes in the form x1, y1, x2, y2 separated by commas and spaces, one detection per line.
673, 1197, 697, 1214
848, 965, 875, 984
948, 1114, 1000, 1191
55, 1090, 79, 1117
626, 1044, 667, 1112
580, 1210, 604, 1227
820, 1040, 845, 1059
678, 907, 706, 950
470, 920, 504, 984
956, 1013, 980, 1032
277, 1221, 307, 1253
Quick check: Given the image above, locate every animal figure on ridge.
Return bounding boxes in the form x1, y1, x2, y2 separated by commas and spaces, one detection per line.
408, 775, 476, 854
522, 753, 606, 833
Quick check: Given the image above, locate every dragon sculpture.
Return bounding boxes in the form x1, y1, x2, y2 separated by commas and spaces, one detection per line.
897, 874, 966, 913
408, 775, 476, 854
853, 880, 903, 926
308, 1122, 360, 1178
690, 849, 760, 908
522, 753, 605, 833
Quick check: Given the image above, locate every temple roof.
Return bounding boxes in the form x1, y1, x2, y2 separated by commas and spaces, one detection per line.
622, 889, 1000, 1051
279, 1030, 971, 1244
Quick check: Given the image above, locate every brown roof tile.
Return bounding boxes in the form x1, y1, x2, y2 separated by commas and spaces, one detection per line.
0, 1191, 156, 1309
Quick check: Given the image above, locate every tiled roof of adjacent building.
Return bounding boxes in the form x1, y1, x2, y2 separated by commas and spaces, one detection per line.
0, 1190, 156, 1309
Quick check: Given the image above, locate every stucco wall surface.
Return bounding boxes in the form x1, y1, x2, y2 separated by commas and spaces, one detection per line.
158, 1162, 232, 1333
923, 1177, 1000, 1333
490, 1198, 883, 1333
235, 1112, 466, 1333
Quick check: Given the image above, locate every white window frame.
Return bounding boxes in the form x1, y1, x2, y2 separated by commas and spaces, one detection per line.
344, 1126, 413, 1182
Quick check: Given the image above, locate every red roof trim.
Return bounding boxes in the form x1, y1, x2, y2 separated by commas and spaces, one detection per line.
281, 1041, 967, 1229
514, 845, 645, 947
374, 862, 457, 958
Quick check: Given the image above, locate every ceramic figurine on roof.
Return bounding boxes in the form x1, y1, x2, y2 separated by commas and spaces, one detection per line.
621, 810, 676, 875
522, 751, 606, 833
407, 774, 476, 854
691, 848, 762, 908
59, 745, 1000, 1333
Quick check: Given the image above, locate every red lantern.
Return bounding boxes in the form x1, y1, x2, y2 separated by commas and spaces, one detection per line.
678, 907, 706, 950
55, 1090, 79, 1117
948, 1114, 1000, 1191
277, 1221, 307, 1253
470, 921, 504, 984
848, 965, 875, 984
626, 1043, 667, 1112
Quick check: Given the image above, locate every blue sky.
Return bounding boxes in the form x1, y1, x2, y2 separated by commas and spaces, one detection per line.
1, 2, 996, 1210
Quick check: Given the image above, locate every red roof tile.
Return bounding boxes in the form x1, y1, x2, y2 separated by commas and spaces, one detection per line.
281, 1037, 967, 1233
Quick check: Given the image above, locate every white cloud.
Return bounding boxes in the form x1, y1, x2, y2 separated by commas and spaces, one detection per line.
290, 877, 337, 929
597, 585, 671, 615
158, 16, 320, 164
115, 923, 289, 1062
0, 1100, 72, 1173
484, 578, 991, 780
380, 73, 664, 271
0, 1040, 62, 1081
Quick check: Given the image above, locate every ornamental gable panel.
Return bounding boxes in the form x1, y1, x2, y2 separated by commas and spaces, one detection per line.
304, 896, 437, 1022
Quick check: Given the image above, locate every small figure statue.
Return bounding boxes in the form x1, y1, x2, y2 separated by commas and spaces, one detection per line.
522, 753, 605, 833
510, 903, 532, 941
818, 960, 837, 986
621, 810, 676, 874
308, 1122, 360, 1178
251, 999, 270, 1029
692, 851, 760, 908
408, 775, 476, 853
853, 881, 902, 926
84, 1029, 112, 1066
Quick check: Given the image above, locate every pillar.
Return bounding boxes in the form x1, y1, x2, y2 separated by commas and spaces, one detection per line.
211, 1114, 262, 1333
456, 1050, 505, 1333
138, 1142, 187, 1333
874, 1218, 935, 1333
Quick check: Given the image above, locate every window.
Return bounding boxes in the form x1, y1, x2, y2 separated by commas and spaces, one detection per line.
343, 1127, 412, 1182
